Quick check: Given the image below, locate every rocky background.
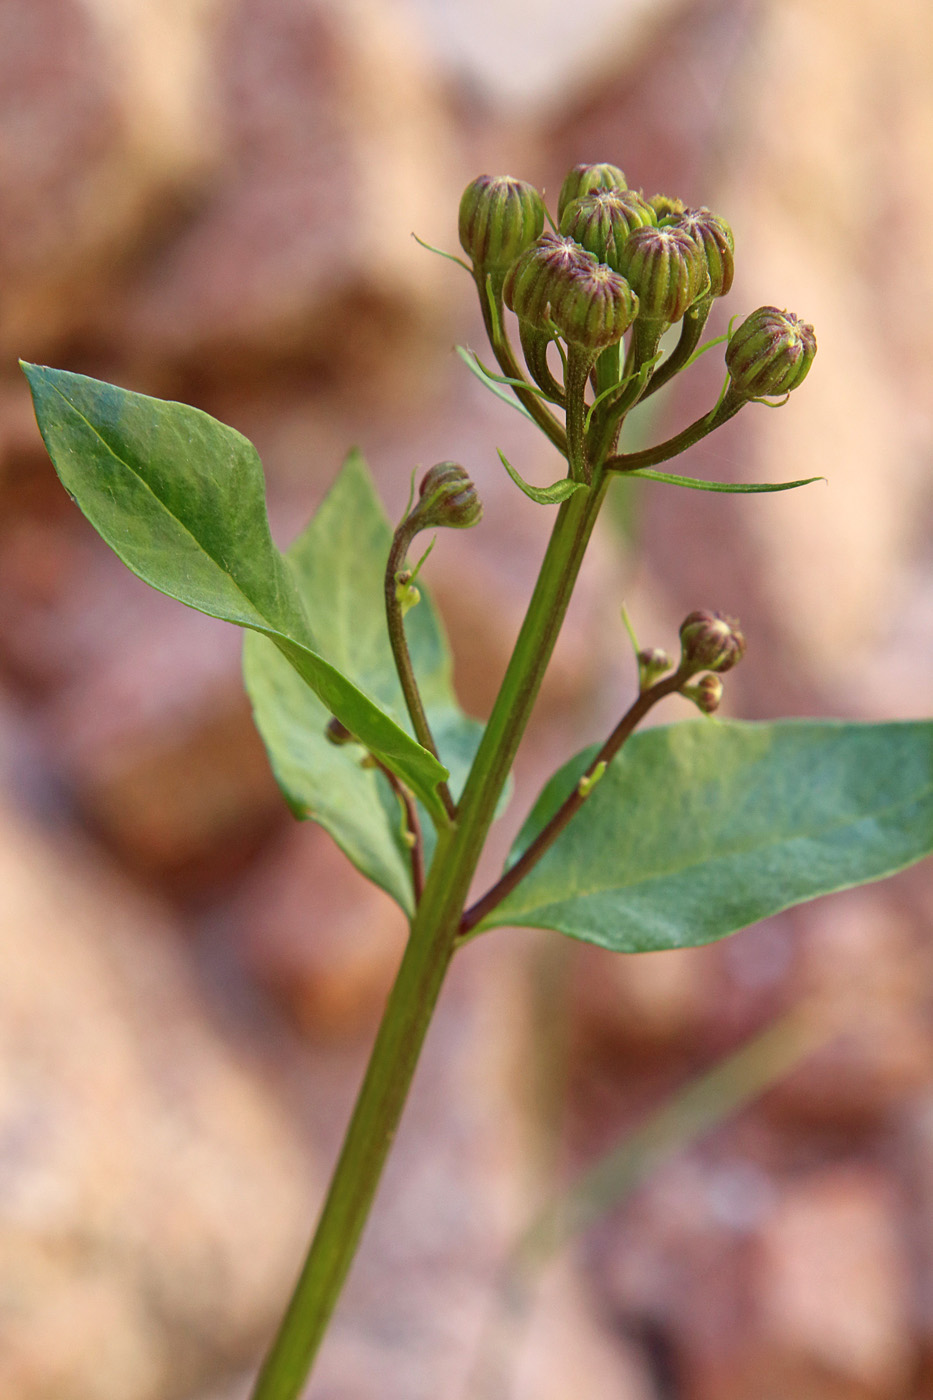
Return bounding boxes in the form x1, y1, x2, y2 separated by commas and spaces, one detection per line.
2, 0, 933, 1397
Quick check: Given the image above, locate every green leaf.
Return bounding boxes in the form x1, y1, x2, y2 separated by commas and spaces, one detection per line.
496, 449, 586, 505
244, 451, 490, 911
22, 363, 448, 818
456, 346, 539, 424
481, 720, 933, 949
627, 467, 825, 493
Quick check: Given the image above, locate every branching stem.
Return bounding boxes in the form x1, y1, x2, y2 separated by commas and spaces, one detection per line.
458, 665, 690, 936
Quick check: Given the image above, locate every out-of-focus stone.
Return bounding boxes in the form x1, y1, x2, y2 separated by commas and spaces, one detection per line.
717, 0, 933, 688
572, 941, 720, 1056
403, 0, 685, 112
511, 1259, 658, 1400
904, 1097, 933, 1376
230, 819, 408, 1038
766, 891, 933, 1129
0, 0, 219, 358
0, 796, 316, 1400
38, 589, 283, 876
123, 0, 459, 377
750, 1166, 915, 1400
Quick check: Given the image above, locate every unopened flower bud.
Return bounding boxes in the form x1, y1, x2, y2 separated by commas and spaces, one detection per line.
679, 610, 746, 673
559, 188, 656, 272
557, 162, 627, 221
548, 262, 639, 350
725, 307, 817, 398
414, 462, 483, 531
637, 646, 672, 690
458, 175, 545, 274
682, 674, 723, 715
649, 193, 685, 221
672, 208, 735, 298
503, 233, 594, 328
617, 226, 710, 324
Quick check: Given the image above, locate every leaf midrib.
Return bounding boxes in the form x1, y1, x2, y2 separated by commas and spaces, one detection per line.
501, 771, 933, 914
51, 379, 297, 637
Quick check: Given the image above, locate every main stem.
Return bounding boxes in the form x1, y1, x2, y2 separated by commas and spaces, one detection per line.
249, 481, 607, 1400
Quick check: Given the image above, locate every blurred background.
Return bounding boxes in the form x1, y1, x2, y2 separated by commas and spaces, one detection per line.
2, 0, 933, 1397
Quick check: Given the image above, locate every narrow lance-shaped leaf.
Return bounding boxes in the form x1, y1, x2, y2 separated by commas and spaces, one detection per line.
496, 449, 586, 505
481, 719, 933, 950
22, 363, 449, 819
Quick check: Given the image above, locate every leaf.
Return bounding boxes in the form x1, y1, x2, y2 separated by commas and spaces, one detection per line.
481, 720, 933, 949
244, 451, 491, 910
22, 363, 448, 818
497, 449, 586, 505
456, 346, 538, 425
627, 467, 825, 493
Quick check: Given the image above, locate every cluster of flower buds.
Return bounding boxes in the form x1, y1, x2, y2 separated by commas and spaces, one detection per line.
678, 610, 746, 713
457, 162, 815, 422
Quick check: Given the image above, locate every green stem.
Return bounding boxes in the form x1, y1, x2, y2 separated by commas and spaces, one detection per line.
477, 274, 568, 454
605, 384, 745, 473
459, 666, 689, 935
249, 481, 608, 1400
385, 523, 456, 821
640, 297, 712, 400
564, 346, 595, 483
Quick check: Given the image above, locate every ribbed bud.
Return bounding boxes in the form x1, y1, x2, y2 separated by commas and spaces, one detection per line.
617, 225, 709, 323
683, 674, 723, 715
725, 307, 817, 398
458, 175, 545, 274
503, 233, 595, 328
412, 462, 483, 531
679, 610, 746, 674
557, 162, 627, 221
559, 189, 656, 272
637, 646, 672, 690
548, 262, 639, 350
649, 193, 685, 221
672, 208, 735, 298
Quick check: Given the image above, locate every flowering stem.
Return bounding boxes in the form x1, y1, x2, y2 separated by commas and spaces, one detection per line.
249, 479, 608, 1400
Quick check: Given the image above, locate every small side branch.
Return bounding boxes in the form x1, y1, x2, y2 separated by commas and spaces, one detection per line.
458, 667, 689, 936
384, 524, 456, 822
375, 760, 425, 903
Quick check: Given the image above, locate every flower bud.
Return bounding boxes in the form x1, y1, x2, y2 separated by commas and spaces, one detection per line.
725, 307, 817, 398
616, 225, 709, 324
503, 233, 595, 328
679, 610, 746, 673
557, 162, 628, 221
559, 188, 656, 272
637, 646, 671, 690
682, 674, 723, 715
649, 193, 685, 221
458, 175, 545, 274
672, 208, 735, 298
414, 462, 483, 530
548, 262, 639, 350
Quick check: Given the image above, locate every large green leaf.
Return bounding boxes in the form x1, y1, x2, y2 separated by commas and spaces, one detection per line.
481, 720, 933, 949
244, 451, 488, 911
22, 363, 448, 818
